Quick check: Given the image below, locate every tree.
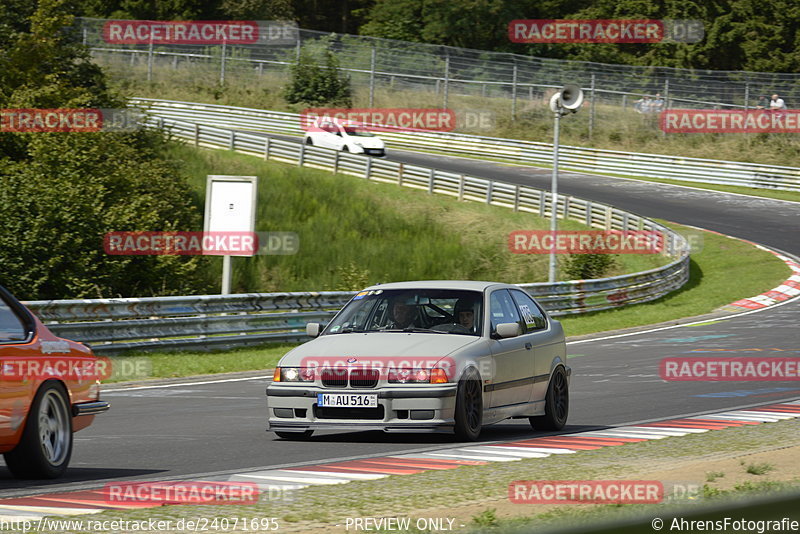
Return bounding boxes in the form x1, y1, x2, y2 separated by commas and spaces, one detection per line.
284, 45, 352, 107
0, 0, 211, 299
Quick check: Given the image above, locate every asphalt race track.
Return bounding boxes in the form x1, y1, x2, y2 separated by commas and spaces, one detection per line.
2, 134, 798, 497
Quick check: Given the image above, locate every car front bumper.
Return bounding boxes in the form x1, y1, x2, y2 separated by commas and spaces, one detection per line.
267, 384, 458, 433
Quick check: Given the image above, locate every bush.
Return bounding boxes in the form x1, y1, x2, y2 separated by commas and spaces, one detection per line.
562, 253, 618, 280
284, 46, 352, 107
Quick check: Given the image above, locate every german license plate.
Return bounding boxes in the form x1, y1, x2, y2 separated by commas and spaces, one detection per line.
317, 393, 378, 408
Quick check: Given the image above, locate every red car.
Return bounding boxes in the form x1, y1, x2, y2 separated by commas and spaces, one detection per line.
0, 285, 109, 478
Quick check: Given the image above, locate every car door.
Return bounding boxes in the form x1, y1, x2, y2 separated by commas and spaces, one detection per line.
0, 291, 36, 447
509, 289, 561, 403
487, 289, 535, 408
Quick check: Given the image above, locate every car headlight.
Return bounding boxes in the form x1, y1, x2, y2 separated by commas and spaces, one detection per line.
388, 368, 448, 384
273, 367, 315, 382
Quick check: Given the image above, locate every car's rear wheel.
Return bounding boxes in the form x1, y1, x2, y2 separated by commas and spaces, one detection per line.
342, 145, 349, 152
4, 382, 73, 479
454, 369, 483, 441
530, 367, 569, 431
274, 430, 314, 440
305, 137, 313, 145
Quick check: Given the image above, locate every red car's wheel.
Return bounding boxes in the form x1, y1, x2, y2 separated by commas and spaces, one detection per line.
4, 382, 73, 479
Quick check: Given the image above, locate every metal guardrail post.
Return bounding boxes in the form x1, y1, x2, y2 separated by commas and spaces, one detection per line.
194, 124, 199, 147
428, 169, 435, 194
365, 157, 372, 180
333, 150, 339, 174
298, 143, 305, 167
229, 131, 235, 150
513, 185, 520, 212
585, 201, 593, 226
264, 137, 271, 160
486, 181, 493, 204
398, 162, 404, 185
539, 191, 546, 217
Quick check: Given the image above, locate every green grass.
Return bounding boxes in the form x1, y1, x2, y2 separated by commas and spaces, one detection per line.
47, 413, 800, 533
557, 222, 789, 337
745, 462, 776, 476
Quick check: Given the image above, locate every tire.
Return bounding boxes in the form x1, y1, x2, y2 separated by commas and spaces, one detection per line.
4, 382, 73, 479
342, 146, 349, 152
305, 137, 313, 145
274, 430, 314, 440
530, 367, 569, 431
454, 369, 483, 441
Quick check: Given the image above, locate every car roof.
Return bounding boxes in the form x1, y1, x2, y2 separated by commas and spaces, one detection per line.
360, 280, 513, 292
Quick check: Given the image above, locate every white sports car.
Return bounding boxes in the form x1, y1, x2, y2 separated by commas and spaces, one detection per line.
267, 281, 570, 441
303, 118, 386, 156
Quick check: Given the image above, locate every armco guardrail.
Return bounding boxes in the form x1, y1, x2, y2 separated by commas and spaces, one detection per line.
24, 104, 690, 354
132, 99, 800, 192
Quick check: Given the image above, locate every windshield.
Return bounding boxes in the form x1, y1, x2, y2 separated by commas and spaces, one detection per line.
325, 289, 483, 336
344, 126, 375, 137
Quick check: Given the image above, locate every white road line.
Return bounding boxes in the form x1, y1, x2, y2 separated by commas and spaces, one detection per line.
282, 470, 387, 480
574, 430, 667, 439
486, 445, 576, 454
233, 473, 344, 485
417, 452, 520, 462
627, 426, 709, 434
454, 448, 551, 458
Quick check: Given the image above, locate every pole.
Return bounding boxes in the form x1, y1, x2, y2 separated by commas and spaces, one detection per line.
589, 74, 596, 139
369, 44, 376, 107
443, 51, 450, 110
147, 35, 154, 82
548, 111, 561, 283
744, 82, 750, 111
511, 61, 518, 121
222, 256, 232, 294
220, 39, 227, 85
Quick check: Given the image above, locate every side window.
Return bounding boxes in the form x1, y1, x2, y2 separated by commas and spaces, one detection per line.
0, 299, 27, 342
489, 290, 523, 334
510, 289, 547, 332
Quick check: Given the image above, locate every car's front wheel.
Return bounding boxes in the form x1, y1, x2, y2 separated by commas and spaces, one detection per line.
530, 366, 569, 431
454, 369, 483, 441
305, 137, 313, 145
4, 382, 73, 479
274, 430, 314, 440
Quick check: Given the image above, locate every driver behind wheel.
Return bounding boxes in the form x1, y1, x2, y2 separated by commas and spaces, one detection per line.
388, 297, 417, 329
453, 298, 477, 333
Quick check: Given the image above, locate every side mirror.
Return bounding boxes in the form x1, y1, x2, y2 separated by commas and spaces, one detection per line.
495, 322, 521, 339
306, 322, 321, 338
